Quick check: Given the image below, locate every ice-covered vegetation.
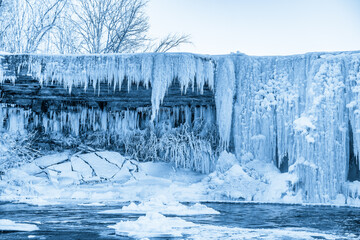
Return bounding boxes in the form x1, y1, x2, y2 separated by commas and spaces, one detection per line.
1, 51, 360, 204
0, 104, 218, 174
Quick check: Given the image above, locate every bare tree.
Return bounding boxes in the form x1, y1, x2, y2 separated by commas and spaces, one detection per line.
68, 0, 149, 54
152, 34, 191, 53
0, 0, 11, 51
60, 0, 190, 54
0, 0, 66, 53
50, 3, 82, 54
0, 0, 191, 54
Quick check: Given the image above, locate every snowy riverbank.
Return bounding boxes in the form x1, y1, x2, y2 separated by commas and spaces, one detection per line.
1, 151, 359, 206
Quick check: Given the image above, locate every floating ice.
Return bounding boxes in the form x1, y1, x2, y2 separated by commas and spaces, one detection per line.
108, 213, 343, 240
78, 202, 105, 207
0, 219, 39, 232
108, 212, 195, 238
100, 196, 219, 215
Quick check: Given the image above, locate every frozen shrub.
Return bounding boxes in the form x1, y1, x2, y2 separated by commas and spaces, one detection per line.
0, 131, 40, 171
122, 121, 219, 173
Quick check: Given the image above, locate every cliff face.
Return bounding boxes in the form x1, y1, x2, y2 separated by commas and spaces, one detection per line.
1, 51, 360, 202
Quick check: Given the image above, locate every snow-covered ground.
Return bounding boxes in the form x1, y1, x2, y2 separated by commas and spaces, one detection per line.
1, 150, 358, 206
0, 150, 294, 205
1, 150, 360, 238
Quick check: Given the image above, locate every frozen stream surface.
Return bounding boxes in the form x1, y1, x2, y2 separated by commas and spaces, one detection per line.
0, 201, 359, 239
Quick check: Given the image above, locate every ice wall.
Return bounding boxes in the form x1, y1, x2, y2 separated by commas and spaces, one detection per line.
1, 51, 360, 202
231, 52, 360, 202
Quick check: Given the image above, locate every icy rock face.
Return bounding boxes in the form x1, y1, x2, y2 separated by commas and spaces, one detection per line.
1, 51, 360, 203
25, 53, 215, 122
205, 157, 298, 202
215, 151, 238, 173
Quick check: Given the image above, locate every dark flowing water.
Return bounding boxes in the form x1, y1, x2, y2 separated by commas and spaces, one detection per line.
0, 201, 359, 239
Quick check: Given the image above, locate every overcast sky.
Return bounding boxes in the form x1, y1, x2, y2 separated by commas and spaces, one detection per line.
147, 0, 360, 56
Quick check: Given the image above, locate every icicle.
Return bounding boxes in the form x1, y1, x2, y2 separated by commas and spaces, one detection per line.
0, 105, 4, 130
101, 110, 107, 131
175, 54, 196, 94
141, 54, 153, 89
0, 65, 3, 84
70, 112, 80, 136
215, 58, 235, 149
204, 59, 215, 91
151, 54, 173, 121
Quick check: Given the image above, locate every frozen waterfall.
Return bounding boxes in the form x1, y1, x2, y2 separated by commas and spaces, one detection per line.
1, 51, 360, 203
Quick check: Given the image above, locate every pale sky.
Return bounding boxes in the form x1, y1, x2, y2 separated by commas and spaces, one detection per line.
147, 0, 360, 56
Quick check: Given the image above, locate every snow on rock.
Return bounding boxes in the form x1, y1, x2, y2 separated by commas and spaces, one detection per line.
205, 158, 299, 202
215, 151, 238, 173
0, 151, 207, 204
31, 152, 70, 169
3, 151, 139, 189
71, 152, 119, 180
108, 212, 196, 238
344, 181, 360, 205
100, 195, 219, 215
205, 163, 264, 201
70, 155, 96, 182
0, 219, 39, 232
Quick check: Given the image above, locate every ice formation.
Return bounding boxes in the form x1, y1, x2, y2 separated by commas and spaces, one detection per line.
99, 195, 219, 215
1, 51, 360, 203
108, 212, 343, 239
23, 53, 215, 121
108, 212, 196, 238
0, 219, 39, 232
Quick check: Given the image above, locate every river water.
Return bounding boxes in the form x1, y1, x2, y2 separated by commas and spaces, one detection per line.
0, 201, 359, 239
